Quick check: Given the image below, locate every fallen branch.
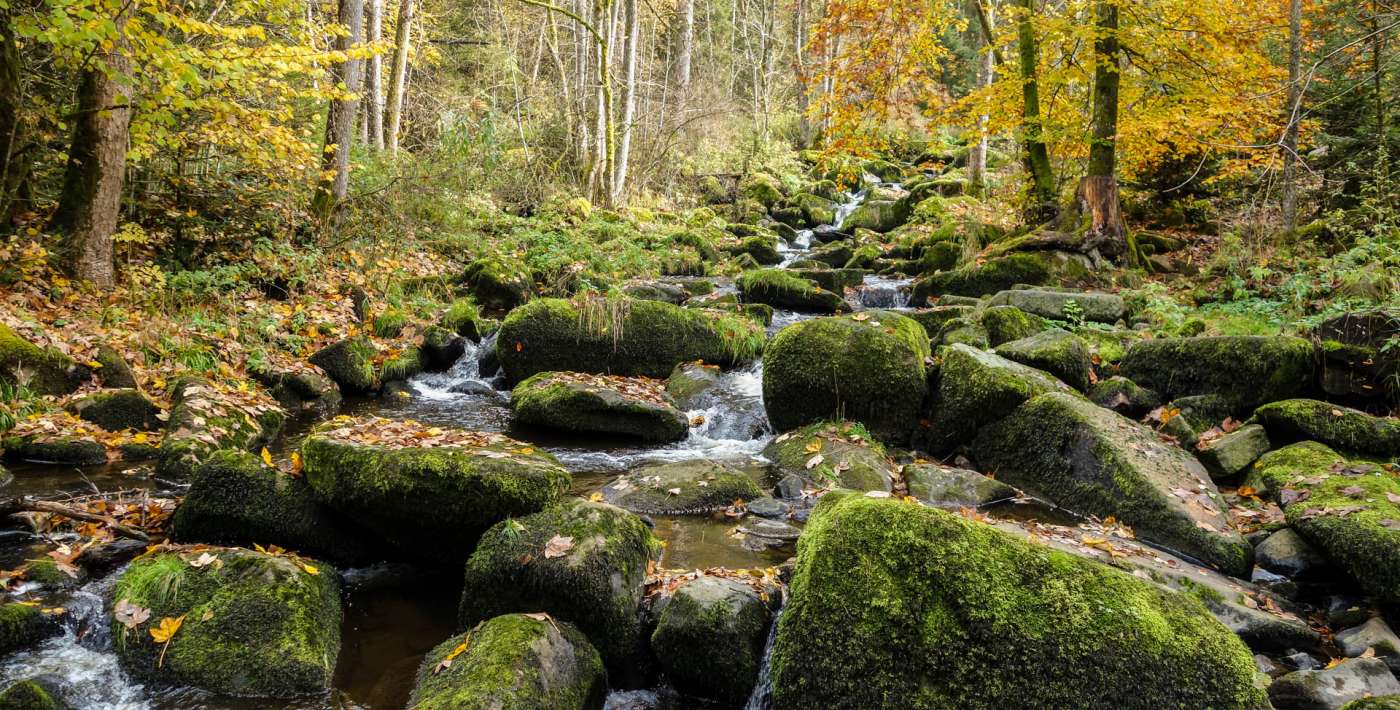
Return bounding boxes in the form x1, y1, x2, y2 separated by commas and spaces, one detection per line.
10, 498, 152, 543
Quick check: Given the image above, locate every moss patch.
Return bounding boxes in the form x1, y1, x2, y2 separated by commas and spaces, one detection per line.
600, 460, 762, 514
652, 576, 771, 705
1121, 336, 1315, 414
737, 269, 849, 314
1254, 399, 1400, 457
511, 372, 689, 442
0, 323, 86, 396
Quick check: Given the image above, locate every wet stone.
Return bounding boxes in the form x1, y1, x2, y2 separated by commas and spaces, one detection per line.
1336, 618, 1400, 664
1269, 657, 1400, 710
746, 497, 789, 519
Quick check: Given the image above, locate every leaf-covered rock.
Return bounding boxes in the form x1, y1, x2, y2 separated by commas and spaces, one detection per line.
1254, 398, 1400, 457
763, 422, 897, 493
308, 336, 378, 394
651, 576, 773, 705
511, 372, 689, 442
155, 379, 286, 479
599, 460, 762, 514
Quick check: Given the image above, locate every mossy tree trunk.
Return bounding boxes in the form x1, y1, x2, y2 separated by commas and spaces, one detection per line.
0, 7, 32, 226
1072, 0, 1126, 260
311, 0, 366, 225
49, 5, 132, 288
1016, 0, 1057, 223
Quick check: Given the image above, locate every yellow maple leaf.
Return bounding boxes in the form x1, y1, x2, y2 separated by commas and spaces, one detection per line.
150, 615, 185, 643
300, 563, 319, 575
260, 448, 274, 467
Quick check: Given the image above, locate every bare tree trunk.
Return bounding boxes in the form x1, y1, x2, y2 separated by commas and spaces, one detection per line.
1072, 0, 1125, 259
1015, 0, 1055, 221
794, 0, 814, 148
368, 0, 385, 150
386, 0, 415, 153
969, 0, 995, 188
676, 0, 694, 98
612, 0, 638, 204
1, 8, 33, 225
49, 8, 131, 287
1280, 0, 1302, 227
311, 0, 366, 222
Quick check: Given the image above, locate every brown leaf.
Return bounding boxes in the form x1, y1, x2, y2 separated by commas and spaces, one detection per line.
543, 535, 574, 559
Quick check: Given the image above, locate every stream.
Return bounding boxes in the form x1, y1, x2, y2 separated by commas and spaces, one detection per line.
0, 178, 927, 709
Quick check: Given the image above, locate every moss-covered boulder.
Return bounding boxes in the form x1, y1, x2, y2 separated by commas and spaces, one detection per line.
904, 305, 975, 336
920, 344, 1073, 453
790, 267, 863, 293
789, 192, 837, 226
111, 547, 340, 697
651, 576, 773, 705
462, 258, 532, 312
974, 392, 1252, 576
459, 499, 657, 684
301, 417, 570, 562
599, 460, 762, 514
0, 679, 60, 710
1254, 399, 1400, 457
1088, 376, 1162, 418
68, 388, 161, 432
1343, 696, 1400, 710
495, 297, 763, 383
737, 269, 849, 314
249, 365, 341, 419
0, 604, 57, 656
173, 450, 381, 565
763, 312, 928, 444
665, 361, 720, 407
511, 372, 689, 442
979, 305, 1048, 346
441, 298, 493, 341
0, 323, 88, 396
987, 289, 1127, 323
407, 613, 605, 710
763, 422, 897, 493
1196, 424, 1271, 480
0, 436, 106, 465
739, 173, 783, 207
903, 463, 1016, 507
807, 241, 855, 268
155, 379, 286, 479
995, 329, 1092, 391
910, 253, 1052, 303
420, 325, 466, 372
768, 493, 1268, 710
94, 343, 138, 389
1121, 336, 1314, 415
931, 317, 990, 349
308, 336, 377, 394
840, 200, 910, 233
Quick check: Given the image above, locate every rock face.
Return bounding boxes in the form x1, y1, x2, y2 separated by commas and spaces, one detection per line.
69, 389, 162, 431
308, 336, 378, 393
600, 460, 762, 514
768, 493, 1268, 710
301, 418, 570, 563
407, 614, 605, 710
762, 312, 929, 444
172, 450, 381, 565
651, 576, 773, 705
910, 253, 1053, 302
921, 344, 1073, 453
111, 547, 341, 697
1254, 399, 1400, 457
995, 329, 1092, 391
903, 463, 1016, 507
1197, 424, 1271, 479
1269, 657, 1400, 710
975, 392, 1252, 577
1120, 336, 1314, 414
763, 422, 897, 493
459, 499, 656, 684
495, 297, 762, 383
0, 323, 88, 396
511, 372, 689, 442
987, 288, 1127, 323
737, 269, 849, 313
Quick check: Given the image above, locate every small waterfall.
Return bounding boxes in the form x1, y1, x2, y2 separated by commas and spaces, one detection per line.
857, 276, 914, 309
744, 602, 785, 710
831, 189, 866, 232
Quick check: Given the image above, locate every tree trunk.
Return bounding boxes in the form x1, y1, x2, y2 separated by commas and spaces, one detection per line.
0, 8, 32, 225
1072, 0, 1125, 259
969, 0, 995, 188
49, 8, 132, 287
612, 0, 638, 204
311, 0, 366, 222
794, 0, 814, 148
386, 0, 414, 153
368, 0, 385, 150
676, 0, 694, 98
1281, 0, 1301, 227
1016, 0, 1056, 221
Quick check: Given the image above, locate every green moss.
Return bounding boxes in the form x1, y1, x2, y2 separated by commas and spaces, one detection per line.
1254, 399, 1400, 456
911, 253, 1051, 302
652, 577, 771, 705
1075, 327, 1143, 366
301, 427, 570, 562
763, 421, 895, 492
408, 614, 605, 710
459, 499, 657, 684
768, 493, 1268, 710
0, 680, 58, 710
973, 392, 1253, 577
373, 308, 410, 338
600, 460, 763, 514
1243, 441, 1346, 498
921, 344, 1071, 453
442, 299, 488, 340
1120, 336, 1314, 414
308, 336, 378, 393
495, 297, 763, 383
665, 361, 720, 406
0, 604, 53, 656
932, 317, 990, 349
737, 269, 849, 313
155, 381, 286, 479
21, 558, 79, 588
462, 258, 532, 312
70, 388, 162, 432
905, 306, 974, 336
995, 329, 1092, 391
378, 346, 425, 383
511, 373, 689, 442
844, 244, 881, 269
0, 323, 85, 396
980, 305, 1048, 346
763, 313, 929, 444
739, 173, 784, 207
790, 268, 864, 293
840, 200, 911, 233
0, 436, 106, 465
1341, 697, 1400, 710
111, 548, 341, 697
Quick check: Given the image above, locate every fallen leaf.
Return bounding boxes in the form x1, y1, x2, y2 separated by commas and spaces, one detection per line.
150, 615, 185, 643
543, 535, 574, 559
805, 454, 824, 470
114, 599, 151, 629
260, 448, 274, 467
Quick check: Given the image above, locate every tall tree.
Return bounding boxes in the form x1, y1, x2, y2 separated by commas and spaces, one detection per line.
386, 0, 415, 153
0, 6, 31, 225
1281, 0, 1302, 227
367, 0, 385, 150
49, 3, 132, 287
968, 0, 996, 188
676, 0, 694, 99
1015, 0, 1056, 221
311, 0, 366, 222
1072, 0, 1126, 258
612, 0, 639, 203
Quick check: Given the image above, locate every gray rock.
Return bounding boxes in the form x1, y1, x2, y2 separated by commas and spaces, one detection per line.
1269, 657, 1400, 710
986, 289, 1127, 323
1197, 424, 1271, 479
651, 577, 773, 705
601, 461, 762, 515
903, 463, 1016, 507
1336, 618, 1400, 660
1256, 528, 1329, 581
745, 497, 789, 518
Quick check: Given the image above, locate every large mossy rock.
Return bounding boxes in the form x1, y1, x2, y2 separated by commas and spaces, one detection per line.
0, 323, 87, 396
987, 288, 1127, 323
763, 422, 897, 493
0, 604, 57, 656
495, 297, 762, 383
920, 344, 1073, 453
1121, 336, 1314, 414
903, 463, 1016, 507
0, 679, 60, 710
249, 365, 342, 419
301, 417, 570, 563
979, 305, 1048, 346
69, 388, 161, 431
407, 614, 605, 710
974, 392, 1253, 576
155, 379, 286, 479
651, 576, 773, 705
910, 253, 1055, 303
737, 269, 849, 314
763, 312, 929, 444
995, 329, 1093, 391
111, 547, 341, 697
459, 499, 657, 684
172, 450, 381, 565
768, 493, 1268, 710
461, 258, 533, 312
511, 372, 689, 442
600, 460, 762, 514
840, 200, 910, 233
1254, 399, 1400, 457
308, 336, 378, 394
